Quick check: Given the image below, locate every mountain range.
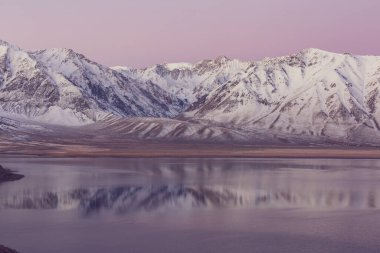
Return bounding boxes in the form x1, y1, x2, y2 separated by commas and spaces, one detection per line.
1, 39, 380, 146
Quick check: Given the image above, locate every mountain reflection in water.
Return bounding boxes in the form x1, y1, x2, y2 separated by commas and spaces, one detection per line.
1, 158, 380, 216
1, 184, 378, 215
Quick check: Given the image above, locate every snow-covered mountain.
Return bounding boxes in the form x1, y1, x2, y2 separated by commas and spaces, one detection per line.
1, 39, 380, 145
0, 40, 186, 125
113, 56, 251, 104
119, 49, 380, 142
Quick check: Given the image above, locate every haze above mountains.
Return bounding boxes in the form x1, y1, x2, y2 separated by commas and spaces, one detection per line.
1, 39, 380, 146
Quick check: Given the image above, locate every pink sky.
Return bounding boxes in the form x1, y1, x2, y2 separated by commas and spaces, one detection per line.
1, 0, 380, 67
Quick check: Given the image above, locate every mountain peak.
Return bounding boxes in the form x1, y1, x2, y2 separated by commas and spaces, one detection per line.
302, 48, 327, 53
299, 48, 340, 57
37, 47, 78, 58
0, 39, 20, 50
0, 39, 10, 47
214, 56, 231, 63
164, 62, 193, 71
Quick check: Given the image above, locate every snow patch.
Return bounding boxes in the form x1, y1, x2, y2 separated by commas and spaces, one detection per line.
35, 106, 93, 126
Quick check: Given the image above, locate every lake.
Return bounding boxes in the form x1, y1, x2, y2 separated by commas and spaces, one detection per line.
0, 158, 380, 253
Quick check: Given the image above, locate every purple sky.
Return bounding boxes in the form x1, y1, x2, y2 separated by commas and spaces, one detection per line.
1, 0, 380, 67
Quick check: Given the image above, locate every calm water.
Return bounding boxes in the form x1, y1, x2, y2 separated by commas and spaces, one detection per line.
1, 158, 380, 253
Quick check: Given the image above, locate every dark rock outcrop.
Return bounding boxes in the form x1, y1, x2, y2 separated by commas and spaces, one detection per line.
0, 245, 19, 253
0, 165, 24, 183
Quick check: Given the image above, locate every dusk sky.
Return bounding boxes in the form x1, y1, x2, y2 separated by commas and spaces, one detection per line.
1, 0, 380, 67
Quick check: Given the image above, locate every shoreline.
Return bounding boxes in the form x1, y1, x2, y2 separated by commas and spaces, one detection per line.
1, 146, 380, 159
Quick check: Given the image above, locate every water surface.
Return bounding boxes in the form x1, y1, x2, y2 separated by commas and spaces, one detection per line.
1, 158, 380, 253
